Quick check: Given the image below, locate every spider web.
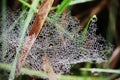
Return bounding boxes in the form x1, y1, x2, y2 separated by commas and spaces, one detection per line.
0, 9, 113, 74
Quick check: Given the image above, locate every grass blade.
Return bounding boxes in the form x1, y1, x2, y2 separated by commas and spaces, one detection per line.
1, 0, 7, 61
9, 0, 39, 80
19, 0, 38, 12
55, 0, 72, 17
77, 15, 97, 47
69, 0, 93, 6
80, 68, 120, 74
15, 0, 54, 78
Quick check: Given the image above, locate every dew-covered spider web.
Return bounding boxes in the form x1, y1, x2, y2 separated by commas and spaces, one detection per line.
0, 9, 113, 74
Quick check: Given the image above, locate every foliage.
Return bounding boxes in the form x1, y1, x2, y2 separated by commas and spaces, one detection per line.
0, 0, 119, 80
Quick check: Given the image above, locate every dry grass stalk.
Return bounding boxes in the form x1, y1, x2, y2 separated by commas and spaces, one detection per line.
109, 0, 120, 70
29, 0, 54, 37
57, 9, 68, 47
42, 54, 59, 80
61, 9, 67, 27
109, 46, 120, 69
77, 0, 108, 27
15, 0, 54, 77
13, 0, 20, 9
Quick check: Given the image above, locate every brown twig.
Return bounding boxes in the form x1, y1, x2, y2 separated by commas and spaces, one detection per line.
73, 0, 108, 27
109, 46, 120, 80
42, 54, 59, 80
109, 0, 120, 69
12, 0, 20, 9
80, 0, 108, 26
15, 0, 54, 78
53, 0, 61, 6
61, 9, 67, 27
109, 46, 120, 69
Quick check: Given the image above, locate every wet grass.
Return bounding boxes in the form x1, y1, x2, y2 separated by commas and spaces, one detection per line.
0, 0, 119, 80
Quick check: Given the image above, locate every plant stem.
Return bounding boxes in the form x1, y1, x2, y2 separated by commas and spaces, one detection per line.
16, 0, 54, 79
9, 0, 40, 80
19, 0, 38, 12
69, 0, 92, 6
1, 0, 7, 62
80, 68, 120, 74
0, 63, 112, 80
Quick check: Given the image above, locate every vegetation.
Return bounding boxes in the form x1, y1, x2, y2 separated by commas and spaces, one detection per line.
0, 0, 120, 80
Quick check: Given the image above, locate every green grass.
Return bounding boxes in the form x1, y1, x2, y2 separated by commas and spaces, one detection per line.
55, 0, 72, 16
80, 68, 120, 74
1, 63, 119, 80
7, 0, 73, 80
69, 0, 93, 6
9, 0, 40, 80
19, 0, 38, 12
6, 9, 27, 34
78, 15, 97, 47
0, 0, 117, 80
1, 0, 7, 62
